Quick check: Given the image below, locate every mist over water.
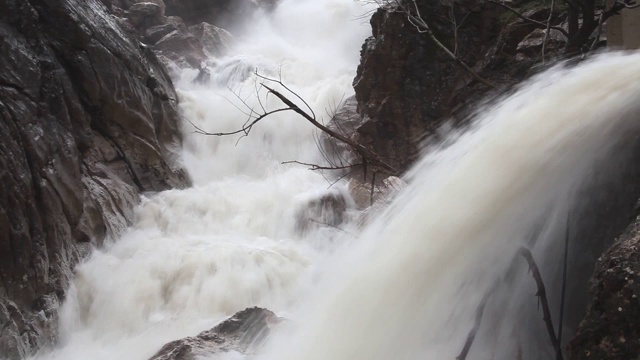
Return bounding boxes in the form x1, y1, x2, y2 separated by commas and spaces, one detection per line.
31, 0, 640, 359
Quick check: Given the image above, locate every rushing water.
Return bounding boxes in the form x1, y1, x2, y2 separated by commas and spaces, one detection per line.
34, 0, 640, 359
36, 0, 375, 359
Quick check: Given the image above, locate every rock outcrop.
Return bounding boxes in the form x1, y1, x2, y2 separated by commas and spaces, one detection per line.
337, 0, 559, 173
111, 0, 233, 73
0, 0, 188, 357
568, 211, 640, 359
163, 0, 275, 28
149, 307, 281, 360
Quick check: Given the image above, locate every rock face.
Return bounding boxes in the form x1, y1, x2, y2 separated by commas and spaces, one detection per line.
163, 0, 273, 28
149, 307, 281, 360
345, 0, 553, 172
112, 0, 233, 73
568, 211, 640, 359
0, 0, 188, 357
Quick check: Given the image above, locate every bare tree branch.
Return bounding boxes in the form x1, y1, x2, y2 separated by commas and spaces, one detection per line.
456, 290, 491, 360
487, 0, 569, 38
519, 247, 563, 359
542, 0, 557, 64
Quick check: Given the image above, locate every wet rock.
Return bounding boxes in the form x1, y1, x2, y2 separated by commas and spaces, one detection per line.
516, 28, 567, 58
189, 22, 233, 56
352, 0, 546, 173
127, 2, 165, 29
144, 20, 182, 45
568, 213, 640, 359
149, 307, 281, 360
163, 0, 262, 27
153, 29, 207, 67
0, 0, 188, 357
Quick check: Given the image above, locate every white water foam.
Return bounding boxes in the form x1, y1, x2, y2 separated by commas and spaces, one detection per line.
259, 52, 640, 360
33, 0, 640, 359
34, 1, 376, 359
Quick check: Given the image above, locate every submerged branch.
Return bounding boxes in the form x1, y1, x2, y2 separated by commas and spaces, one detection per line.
456, 291, 491, 360
519, 247, 563, 359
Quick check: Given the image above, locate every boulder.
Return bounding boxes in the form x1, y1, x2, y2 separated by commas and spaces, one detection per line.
127, 2, 165, 29
516, 28, 567, 58
0, 0, 188, 357
568, 212, 640, 359
352, 0, 544, 173
189, 22, 233, 56
149, 307, 281, 360
163, 0, 272, 27
153, 29, 207, 67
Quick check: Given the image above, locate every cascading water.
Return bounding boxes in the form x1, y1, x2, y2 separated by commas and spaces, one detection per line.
31, 0, 640, 360
34, 0, 375, 359
258, 52, 640, 360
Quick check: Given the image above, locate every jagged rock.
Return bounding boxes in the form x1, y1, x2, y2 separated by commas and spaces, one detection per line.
0, 0, 188, 357
144, 16, 189, 45
149, 307, 281, 360
127, 2, 165, 29
153, 29, 207, 67
568, 212, 640, 359
352, 0, 543, 173
163, 0, 272, 27
189, 22, 233, 56
516, 28, 567, 57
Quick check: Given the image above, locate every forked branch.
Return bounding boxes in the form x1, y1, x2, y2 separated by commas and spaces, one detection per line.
193, 71, 398, 177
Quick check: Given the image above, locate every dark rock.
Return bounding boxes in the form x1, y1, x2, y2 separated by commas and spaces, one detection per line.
568, 212, 640, 359
516, 28, 567, 58
127, 2, 165, 29
188, 22, 233, 56
0, 0, 188, 357
145, 22, 181, 45
153, 29, 207, 67
163, 0, 272, 28
351, 0, 541, 173
149, 307, 281, 360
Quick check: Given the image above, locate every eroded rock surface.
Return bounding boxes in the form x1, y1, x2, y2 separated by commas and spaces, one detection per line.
568, 211, 640, 359
345, 0, 555, 173
149, 307, 281, 360
0, 0, 188, 357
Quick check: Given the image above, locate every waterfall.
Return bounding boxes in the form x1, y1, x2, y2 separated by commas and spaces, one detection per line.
259, 52, 640, 360
33, 0, 640, 359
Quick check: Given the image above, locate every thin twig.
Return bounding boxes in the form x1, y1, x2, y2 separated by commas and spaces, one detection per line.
519, 247, 563, 359
542, 0, 556, 64
456, 290, 491, 360
392, 0, 496, 89
487, 0, 569, 38
556, 215, 570, 360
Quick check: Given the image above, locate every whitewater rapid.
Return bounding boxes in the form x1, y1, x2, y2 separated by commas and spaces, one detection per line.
35, 0, 376, 359
32, 0, 640, 359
